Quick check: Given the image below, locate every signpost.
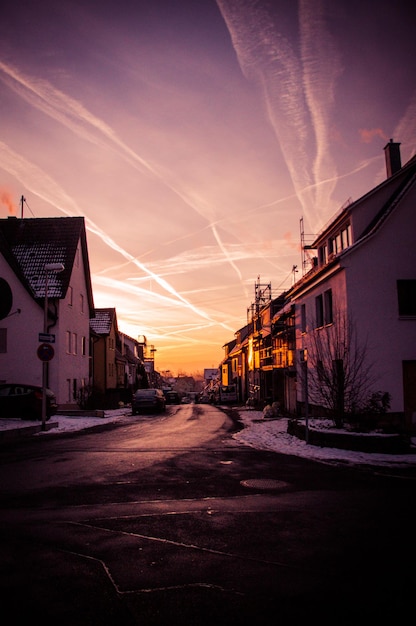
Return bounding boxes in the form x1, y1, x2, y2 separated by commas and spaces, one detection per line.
37, 342, 55, 362
40, 262, 64, 431
38, 332, 55, 343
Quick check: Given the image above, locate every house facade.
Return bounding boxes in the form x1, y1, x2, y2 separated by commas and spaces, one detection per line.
89, 311, 149, 408
292, 142, 416, 429
89, 308, 122, 408
220, 142, 416, 432
0, 216, 94, 409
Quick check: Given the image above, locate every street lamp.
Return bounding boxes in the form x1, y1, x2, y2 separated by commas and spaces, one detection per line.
41, 262, 64, 430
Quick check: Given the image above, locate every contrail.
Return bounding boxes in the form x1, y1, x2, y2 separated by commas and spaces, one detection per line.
299, 0, 342, 221
0, 140, 233, 331
0, 60, 247, 286
217, 0, 342, 228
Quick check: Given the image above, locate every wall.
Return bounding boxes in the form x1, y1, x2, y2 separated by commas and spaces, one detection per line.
55, 242, 91, 406
344, 184, 416, 414
0, 252, 44, 386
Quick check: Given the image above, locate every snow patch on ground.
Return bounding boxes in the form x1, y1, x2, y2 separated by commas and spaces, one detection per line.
1, 406, 415, 468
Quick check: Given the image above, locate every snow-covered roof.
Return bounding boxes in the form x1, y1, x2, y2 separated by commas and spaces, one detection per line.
0, 216, 94, 313
89, 308, 117, 335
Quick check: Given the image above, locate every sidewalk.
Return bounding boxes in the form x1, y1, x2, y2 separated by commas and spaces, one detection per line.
0, 408, 132, 442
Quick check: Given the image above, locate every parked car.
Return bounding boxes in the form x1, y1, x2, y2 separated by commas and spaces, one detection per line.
0, 383, 57, 420
164, 391, 181, 405
132, 388, 166, 414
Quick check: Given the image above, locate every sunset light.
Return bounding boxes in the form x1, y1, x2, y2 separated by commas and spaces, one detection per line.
1, 0, 415, 375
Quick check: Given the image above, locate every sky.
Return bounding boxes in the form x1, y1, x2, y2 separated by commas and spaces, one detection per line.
0, 0, 415, 375
1, 408, 415, 470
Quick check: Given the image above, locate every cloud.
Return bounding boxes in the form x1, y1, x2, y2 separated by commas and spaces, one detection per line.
393, 89, 416, 160
0, 187, 18, 215
359, 128, 388, 144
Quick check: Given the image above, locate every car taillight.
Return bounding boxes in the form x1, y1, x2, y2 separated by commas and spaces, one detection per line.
34, 390, 43, 400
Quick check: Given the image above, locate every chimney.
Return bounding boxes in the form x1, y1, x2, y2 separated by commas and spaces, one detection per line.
384, 139, 401, 178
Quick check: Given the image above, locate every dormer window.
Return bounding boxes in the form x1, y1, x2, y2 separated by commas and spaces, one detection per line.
318, 244, 328, 265
341, 225, 351, 249
318, 223, 352, 266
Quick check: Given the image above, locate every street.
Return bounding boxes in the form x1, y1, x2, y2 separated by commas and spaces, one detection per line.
0, 403, 414, 625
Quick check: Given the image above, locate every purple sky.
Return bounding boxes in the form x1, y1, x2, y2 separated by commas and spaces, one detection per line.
1, 0, 415, 374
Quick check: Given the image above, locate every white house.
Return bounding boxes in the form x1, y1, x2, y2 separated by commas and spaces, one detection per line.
0, 216, 94, 409
292, 141, 416, 430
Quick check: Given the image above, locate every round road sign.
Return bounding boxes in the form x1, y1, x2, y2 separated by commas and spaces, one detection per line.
37, 342, 55, 361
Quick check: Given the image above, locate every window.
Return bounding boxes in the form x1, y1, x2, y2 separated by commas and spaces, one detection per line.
335, 233, 342, 253
315, 295, 324, 328
68, 286, 73, 306
341, 226, 350, 249
397, 280, 416, 316
321, 245, 328, 265
80, 293, 84, 314
81, 336, 86, 356
66, 331, 78, 354
315, 290, 333, 327
301, 304, 307, 333
324, 289, 333, 324
0, 328, 6, 353
66, 331, 71, 353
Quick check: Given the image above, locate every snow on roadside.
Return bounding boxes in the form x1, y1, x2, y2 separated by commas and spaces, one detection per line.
1, 406, 415, 468
233, 409, 416, 468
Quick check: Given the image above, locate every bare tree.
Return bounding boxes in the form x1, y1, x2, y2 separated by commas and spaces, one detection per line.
305, 311, 376, 428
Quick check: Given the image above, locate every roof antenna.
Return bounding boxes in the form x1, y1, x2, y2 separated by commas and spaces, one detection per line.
20, 195, 25, 218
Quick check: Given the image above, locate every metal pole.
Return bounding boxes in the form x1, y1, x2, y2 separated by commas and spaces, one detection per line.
303, 360, 309, 444
41, 271, 49, 431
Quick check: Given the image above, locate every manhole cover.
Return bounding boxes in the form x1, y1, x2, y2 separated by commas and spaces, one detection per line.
240, 479, 289, 490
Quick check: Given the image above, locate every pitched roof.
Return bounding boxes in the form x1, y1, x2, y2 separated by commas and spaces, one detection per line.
311, 154, 416, 249
89, 308, 117, 335
0, 216, 94, 314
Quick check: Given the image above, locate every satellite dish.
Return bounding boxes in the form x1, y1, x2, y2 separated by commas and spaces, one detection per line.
0, 278, 13, 320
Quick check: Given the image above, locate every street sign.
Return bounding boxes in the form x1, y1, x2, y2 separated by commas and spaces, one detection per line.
37, 343, 55, 361
39, 333, 55, 343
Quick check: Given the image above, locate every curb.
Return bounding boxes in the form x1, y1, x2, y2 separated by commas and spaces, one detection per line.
0, 420, 59, 442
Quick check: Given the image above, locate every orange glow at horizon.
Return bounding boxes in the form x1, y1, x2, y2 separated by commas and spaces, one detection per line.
0, 0, 415, 373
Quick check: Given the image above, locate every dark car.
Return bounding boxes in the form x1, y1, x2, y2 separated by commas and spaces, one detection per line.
0, 383, 58, 420
132, 388, 166, 414
164, 391, 181, 405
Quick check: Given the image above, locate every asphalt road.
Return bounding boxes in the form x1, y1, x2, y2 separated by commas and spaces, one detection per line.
0, 403, 414, 625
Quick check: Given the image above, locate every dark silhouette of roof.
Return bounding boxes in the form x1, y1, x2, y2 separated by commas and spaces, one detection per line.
0, 216, 94, 314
